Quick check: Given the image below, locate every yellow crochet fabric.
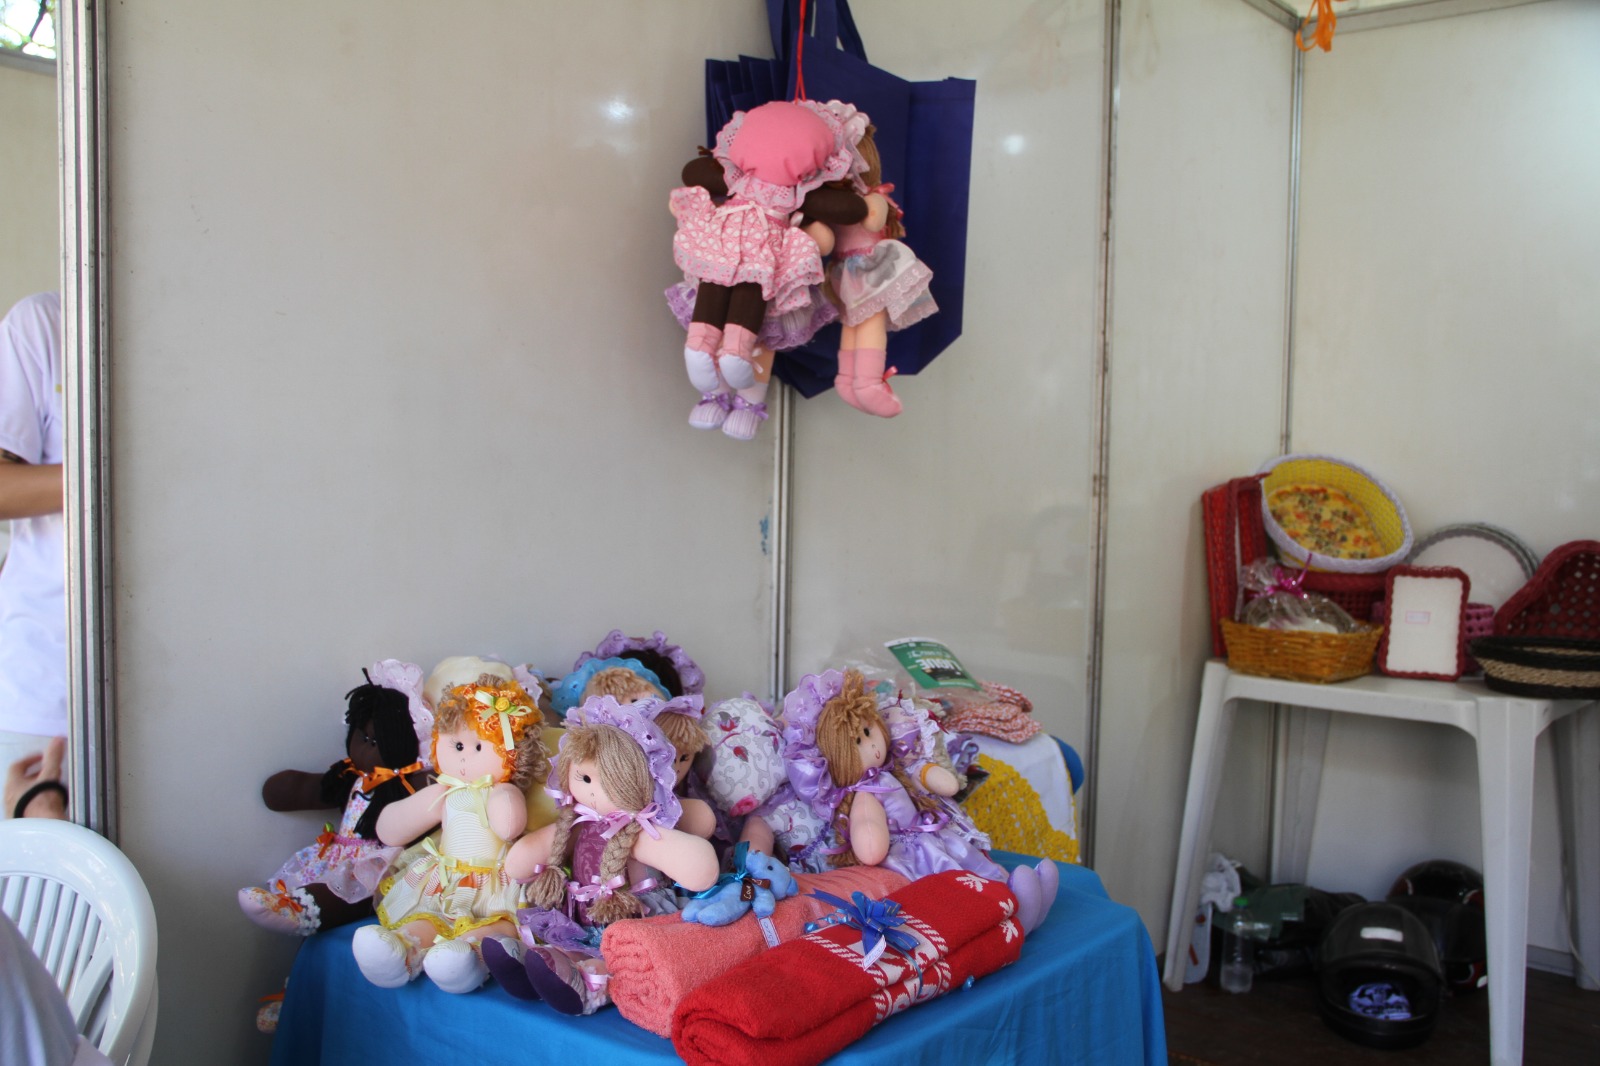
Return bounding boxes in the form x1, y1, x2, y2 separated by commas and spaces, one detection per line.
964, 754, 1080, 865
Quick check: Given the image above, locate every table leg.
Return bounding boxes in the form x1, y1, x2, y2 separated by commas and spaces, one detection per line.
1270, 705, 1330, 884
1163, 662, 1238, 991
1474, 697, 1539, 1066
1552, 703, 1600, 991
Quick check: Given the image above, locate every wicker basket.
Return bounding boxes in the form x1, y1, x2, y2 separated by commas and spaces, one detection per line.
1469, 636, 1600, 699
1221, 618, 1384, 684
1494, 539, 1600, 640
1258, 454, 1412, 574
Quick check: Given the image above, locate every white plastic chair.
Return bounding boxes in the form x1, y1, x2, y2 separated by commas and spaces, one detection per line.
0, 818, 158, 1066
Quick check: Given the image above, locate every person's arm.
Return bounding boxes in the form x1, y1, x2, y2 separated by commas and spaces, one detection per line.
0, 454, 61, 520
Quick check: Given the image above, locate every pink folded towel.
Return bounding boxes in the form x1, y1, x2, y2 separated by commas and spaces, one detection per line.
602, 865, 909, 1036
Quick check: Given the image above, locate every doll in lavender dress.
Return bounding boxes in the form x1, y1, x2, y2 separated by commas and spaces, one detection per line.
485, 697, 719, 1015
783, 669, 1058, 933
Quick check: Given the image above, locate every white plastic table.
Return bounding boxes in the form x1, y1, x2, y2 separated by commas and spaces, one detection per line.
1161, 661, 1599, 1066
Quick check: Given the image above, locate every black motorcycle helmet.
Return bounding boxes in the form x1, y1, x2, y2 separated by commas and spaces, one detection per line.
1317, 901, 1444, 1050
1387, 859, 1487, 994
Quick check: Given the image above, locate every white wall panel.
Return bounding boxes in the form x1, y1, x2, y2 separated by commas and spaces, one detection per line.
108, 5, 774, 1062
1294, 1, 1600, 955
0, 61, 59, 313
787, 0, 1105, 747
1100, 0, 1293, 936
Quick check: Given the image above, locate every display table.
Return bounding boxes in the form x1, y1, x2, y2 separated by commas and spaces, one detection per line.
272, 853, 1165, 1065
1161, 661, 1600, 1066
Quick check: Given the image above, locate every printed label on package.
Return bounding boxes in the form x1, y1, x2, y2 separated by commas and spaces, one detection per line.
884, 638, 982, 691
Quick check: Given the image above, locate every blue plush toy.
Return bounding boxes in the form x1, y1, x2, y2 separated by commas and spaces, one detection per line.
681, 843, 798, 927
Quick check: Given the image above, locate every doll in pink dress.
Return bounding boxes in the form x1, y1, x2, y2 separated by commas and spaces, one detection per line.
826, 124, 938, 418
670, 99, 871, 426
485, 696, 719, 1014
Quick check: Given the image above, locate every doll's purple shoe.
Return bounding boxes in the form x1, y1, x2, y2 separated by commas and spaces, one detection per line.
721, 396, 769, 441
482, 936, 540, 1001
521, 946, 586, 1016
1008, 863, 1045, 935
689, 391, 732, 430
1036, 858, 1059, 925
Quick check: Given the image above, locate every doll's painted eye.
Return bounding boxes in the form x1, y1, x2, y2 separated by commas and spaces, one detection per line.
474, 743, 482, 751
453, 741, 465, 752
579, 774, 592, 784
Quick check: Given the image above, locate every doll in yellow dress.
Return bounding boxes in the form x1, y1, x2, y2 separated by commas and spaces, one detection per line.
351, 674, 549, 993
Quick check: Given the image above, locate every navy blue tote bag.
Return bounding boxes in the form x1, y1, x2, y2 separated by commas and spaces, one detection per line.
700, 0, 976, 398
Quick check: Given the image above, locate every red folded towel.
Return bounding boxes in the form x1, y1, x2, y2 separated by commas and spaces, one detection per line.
602, 865, 908, 1037
672, 871, 1024, 1066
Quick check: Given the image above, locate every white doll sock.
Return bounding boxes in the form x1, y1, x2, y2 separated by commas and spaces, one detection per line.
684, 322, 724, 392
716, 324, 759, 390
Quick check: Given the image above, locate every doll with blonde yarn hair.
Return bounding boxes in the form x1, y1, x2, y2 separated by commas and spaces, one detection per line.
485, 696, 719, 1014
784, 669, 1057, 933
350, 673, 548, 993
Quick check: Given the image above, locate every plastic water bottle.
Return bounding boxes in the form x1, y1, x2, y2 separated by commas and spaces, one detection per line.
1220, 897, 1262, 994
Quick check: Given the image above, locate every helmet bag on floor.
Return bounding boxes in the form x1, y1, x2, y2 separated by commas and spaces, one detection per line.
1387, 858, 1487, 994
1317, 901, 1445, 1050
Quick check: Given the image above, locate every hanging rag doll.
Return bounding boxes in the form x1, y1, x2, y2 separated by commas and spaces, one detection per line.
669, 99, 871, 432
350, 674, 548, 993
239, 661, 432, 936
783, 669, 1058, 933
825, 123, 938, 418
485, 696, 720, 1014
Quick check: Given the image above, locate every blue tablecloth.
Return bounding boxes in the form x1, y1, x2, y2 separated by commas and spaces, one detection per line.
271, 853, 1165, 1065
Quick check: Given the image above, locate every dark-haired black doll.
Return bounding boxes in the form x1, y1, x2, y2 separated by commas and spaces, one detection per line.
238, 668, 431, 936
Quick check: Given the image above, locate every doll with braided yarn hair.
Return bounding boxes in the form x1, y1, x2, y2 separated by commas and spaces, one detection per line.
351, 674, 548, 994
784, 669, 1059, 933
487, 696, 718, 1014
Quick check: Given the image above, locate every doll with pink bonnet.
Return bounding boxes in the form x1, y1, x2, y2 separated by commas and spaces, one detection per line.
783, 669, 1059, 933
350, 671, 548, 993
485, 696, 719, 1014
669, 99, 870, 434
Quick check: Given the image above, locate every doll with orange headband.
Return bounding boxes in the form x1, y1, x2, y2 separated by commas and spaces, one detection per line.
240, 663, 432, 937
351, 674, 549, 993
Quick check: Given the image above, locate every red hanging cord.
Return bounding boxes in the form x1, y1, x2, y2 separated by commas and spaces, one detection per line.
794, 0, 809, 100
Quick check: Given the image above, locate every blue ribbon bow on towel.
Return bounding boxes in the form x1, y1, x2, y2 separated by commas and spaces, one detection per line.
806, 889, 921, 968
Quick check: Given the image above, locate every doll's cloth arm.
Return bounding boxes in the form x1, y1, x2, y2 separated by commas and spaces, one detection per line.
505, 823, 559, 881
261, 769, 341, 812
861, 192, 892, 234
682, 155, 728, 197
485, 782, 527, 843
738, 813, 776, 857
797, 186, 869, 226
374, 782, 446, 846
633, 828, 720, 893
848, 791, 891, 866
677, 796, 717, 840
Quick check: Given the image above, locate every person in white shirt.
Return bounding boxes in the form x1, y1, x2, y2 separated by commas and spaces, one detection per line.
0, 293, 68, 818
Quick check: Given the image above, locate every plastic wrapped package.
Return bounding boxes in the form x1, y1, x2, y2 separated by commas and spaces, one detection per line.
1240, 558, 1361, 634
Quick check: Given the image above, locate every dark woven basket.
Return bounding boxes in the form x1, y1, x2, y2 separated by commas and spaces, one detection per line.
1468, 636, 1600, 699
1494, 540, 1600, 640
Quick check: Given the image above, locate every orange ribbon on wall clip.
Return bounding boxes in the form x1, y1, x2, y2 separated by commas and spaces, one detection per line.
1296, 0, 1346, 53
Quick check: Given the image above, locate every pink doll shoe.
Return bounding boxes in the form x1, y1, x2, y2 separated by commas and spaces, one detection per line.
520, 946, 586, 1015
421, 938, 489, 994
352, 925, 422, 988
848, 350, 902, 418
689, 390, 733, 430
721, 396, 769, 441
482, 936, 540, 1001
239, 883, 321, 937
834, 349, 858, 407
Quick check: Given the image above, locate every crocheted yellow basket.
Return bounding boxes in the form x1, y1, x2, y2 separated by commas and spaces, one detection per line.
1258, 454, 1412, 574
963, 754, 1080, 865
